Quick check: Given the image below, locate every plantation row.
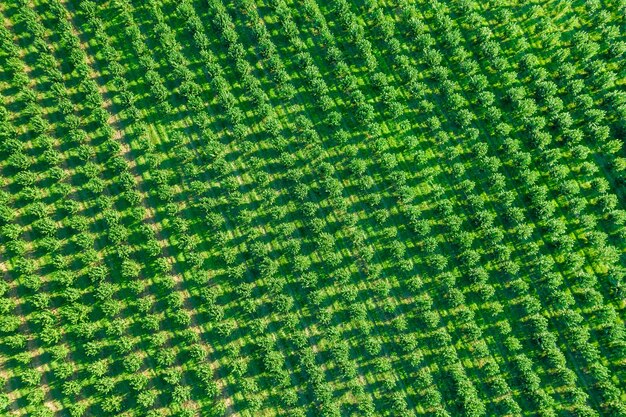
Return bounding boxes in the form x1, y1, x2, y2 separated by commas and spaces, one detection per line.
0, 0, 624, 416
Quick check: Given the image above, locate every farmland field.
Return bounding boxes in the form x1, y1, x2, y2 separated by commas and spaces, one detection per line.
0, 0, 625, 416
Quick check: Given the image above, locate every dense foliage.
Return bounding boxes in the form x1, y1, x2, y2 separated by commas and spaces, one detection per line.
0, 0, 625, 416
